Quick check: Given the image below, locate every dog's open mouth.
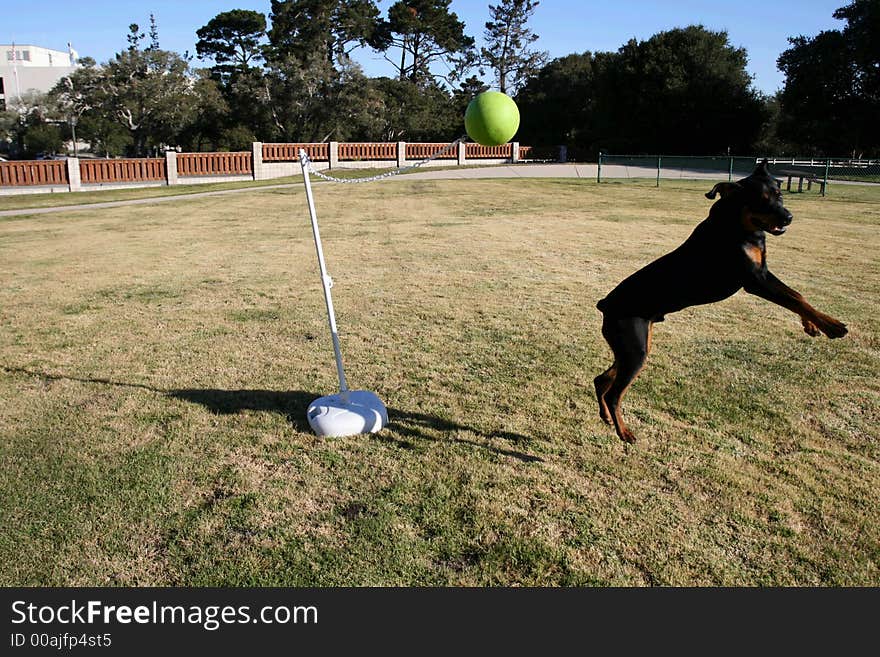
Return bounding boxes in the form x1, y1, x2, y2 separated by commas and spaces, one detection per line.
768, 225, 787, 235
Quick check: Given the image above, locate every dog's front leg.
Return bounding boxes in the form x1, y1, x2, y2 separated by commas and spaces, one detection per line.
744, 271, 847, 338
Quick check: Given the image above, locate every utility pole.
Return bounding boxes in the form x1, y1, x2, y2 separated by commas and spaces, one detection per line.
11, 41, 23, 104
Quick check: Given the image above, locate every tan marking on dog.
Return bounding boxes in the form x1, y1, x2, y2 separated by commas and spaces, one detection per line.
744, 243, 764, 267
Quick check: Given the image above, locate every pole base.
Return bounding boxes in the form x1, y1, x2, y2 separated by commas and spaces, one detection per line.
307, 390, 388, 437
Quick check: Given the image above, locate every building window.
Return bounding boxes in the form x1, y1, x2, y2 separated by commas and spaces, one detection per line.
21, 50, 30, 61
0, 77, 4, 94
5, 50, 13, 61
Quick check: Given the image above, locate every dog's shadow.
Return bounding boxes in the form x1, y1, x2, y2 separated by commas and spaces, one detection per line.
3, 366, 542, 463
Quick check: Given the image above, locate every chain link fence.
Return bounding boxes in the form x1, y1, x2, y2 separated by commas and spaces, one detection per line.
597, 154, 880, 197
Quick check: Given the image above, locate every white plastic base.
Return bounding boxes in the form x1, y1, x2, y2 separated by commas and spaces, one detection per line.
307, 390, 388, 437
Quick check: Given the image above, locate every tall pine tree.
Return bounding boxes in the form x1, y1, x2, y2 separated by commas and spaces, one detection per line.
383, 0, 476, 86
482, 0, 547, 94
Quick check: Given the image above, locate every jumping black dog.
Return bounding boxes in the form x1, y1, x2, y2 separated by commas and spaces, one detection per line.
595, 159, 847, 443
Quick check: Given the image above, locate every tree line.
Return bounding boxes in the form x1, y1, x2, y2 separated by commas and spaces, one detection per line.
2, 0, 877, 160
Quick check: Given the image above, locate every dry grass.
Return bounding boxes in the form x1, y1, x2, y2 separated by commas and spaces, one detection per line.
0, 178, 877, 586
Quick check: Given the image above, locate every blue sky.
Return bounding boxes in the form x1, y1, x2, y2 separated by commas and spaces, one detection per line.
6, 0, 847, 94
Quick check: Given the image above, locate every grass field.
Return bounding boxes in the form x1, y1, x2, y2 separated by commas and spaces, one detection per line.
1, 178, 877, 586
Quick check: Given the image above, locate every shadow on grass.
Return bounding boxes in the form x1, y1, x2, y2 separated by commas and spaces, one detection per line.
3, 366, 542, 463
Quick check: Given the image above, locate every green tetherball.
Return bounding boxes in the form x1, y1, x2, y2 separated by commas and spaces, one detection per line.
464, 91, 520, 146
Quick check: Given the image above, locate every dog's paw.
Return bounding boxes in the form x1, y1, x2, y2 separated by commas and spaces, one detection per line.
618, 428, 637, 444
801, 318, 821, 337
819, 316, 848, 339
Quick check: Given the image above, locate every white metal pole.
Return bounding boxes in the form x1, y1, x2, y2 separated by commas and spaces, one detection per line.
11, 41, 23, 104
299, 149, 349, 403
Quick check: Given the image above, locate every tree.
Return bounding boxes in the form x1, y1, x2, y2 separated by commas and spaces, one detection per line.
46, 58, 130, 156
224, 68, 279, 142
0, 108, 21, 156
4, 91, 63, 157
752, 92, 793, 156
833, 0, 880, 100
260, 54, 387, 142
176, 71, 235, 151
835, 0, 879, 153
453, 74, 489, 116
267, 0, 388, 67
76, 113, 132, 157
481, 0, 548, 94
777, 31, 858, 155
193, 11, 271, 149
515, 53, 594, 156
148, 14, 161, 51
777, 0, 879, 155
49, 58, 102, 157
593, 26, 766, 154
383, 0, 476, 86
196, 9, 267, 80
102, 22, 198, 155
22, 123, 64, 156
515, 26, 766, 157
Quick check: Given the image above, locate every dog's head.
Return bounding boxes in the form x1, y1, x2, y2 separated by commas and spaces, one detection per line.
705, 159, 793, 235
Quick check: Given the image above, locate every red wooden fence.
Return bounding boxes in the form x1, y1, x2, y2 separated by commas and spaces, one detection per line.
1, 142, 528, 188
339, 142, 397, 161
80, 158, 165, 184
263, 143, 329, 161
405, 143, 458, 160
0, 160, 68, 186
466, 143, 513, 159
178, 152, 252, 176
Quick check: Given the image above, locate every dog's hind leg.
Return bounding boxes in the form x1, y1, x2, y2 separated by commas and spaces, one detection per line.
601, 316, 651, 443
594, 363, 617, 424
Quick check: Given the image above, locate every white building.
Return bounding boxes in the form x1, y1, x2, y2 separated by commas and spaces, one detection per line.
1, 44, 80, 110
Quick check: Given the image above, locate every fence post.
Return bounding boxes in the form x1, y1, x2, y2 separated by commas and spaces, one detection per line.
397, 141, 406, 168
329, 142, 339, 169
822, 158, 830, 197
728, 156, 734, 182
457, 141, 466, 166
165, 150, 178, 186
252, 141, 265, 180
511, 142, 520, 163
597, 152, 603, 183
66, 157, 81, 192
656, 155, 661, 188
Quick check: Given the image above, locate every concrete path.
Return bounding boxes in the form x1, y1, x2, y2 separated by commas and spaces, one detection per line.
2, 165, 599, 218
2, 162, 851, 218
0, 182, 302, 218
403, 163, 598, 179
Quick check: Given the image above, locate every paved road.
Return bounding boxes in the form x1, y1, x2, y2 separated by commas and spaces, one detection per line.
0, 163, 849, 218
2, 165, 598, 218
0, 183, 302, 218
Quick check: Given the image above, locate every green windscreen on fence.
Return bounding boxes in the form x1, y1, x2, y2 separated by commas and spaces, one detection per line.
597, 154, 880, 196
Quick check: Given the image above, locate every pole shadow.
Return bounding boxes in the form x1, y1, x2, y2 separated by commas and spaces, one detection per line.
3, 366, 543, 463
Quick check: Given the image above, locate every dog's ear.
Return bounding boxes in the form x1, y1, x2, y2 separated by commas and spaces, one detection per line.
705, 182, 741, 199
754, 158, 770, 176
